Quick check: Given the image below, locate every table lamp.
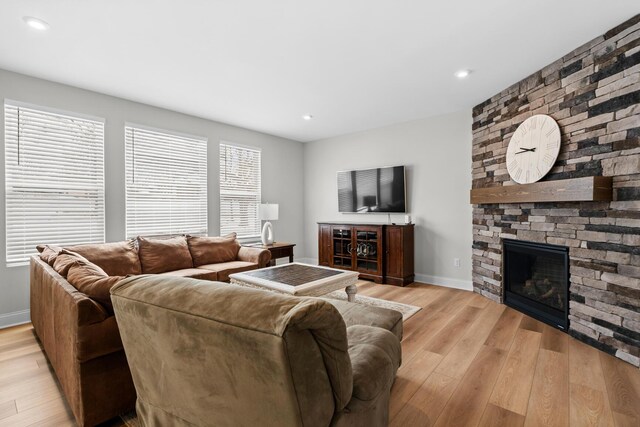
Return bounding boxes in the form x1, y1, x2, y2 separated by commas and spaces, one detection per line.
259, 203, 279, 245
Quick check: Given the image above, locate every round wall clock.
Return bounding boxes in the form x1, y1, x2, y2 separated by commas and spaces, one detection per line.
506, 114, 561, 184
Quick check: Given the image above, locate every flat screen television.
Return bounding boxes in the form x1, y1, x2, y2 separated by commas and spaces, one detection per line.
337, 165, 406, 213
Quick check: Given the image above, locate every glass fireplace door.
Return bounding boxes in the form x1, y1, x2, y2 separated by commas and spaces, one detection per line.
503, 239, 569, 331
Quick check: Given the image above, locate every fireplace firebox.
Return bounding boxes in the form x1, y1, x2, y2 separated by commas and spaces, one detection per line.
503, 239, 569, 331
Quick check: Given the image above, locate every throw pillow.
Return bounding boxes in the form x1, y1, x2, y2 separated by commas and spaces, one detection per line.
137, 235, 193, 274
36, 244, 63, 265
66, 240, 142, 276
52, 249, 92, 277
66, 259, 124, 313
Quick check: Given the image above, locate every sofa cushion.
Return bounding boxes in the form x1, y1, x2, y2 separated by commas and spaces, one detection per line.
137, 236, 193, 274
346, 325, 401, 405
160, 268, 218, 281
66, 259, 124, 313
197, 260, 257, 282
36, 244, 63, 265
66, 240, 142, 276
322, 299, 403, 341
187, 233, 241, 266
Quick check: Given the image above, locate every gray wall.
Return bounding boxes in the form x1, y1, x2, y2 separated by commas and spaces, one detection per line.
302, 110, 473, 288
0, 68, 305, 326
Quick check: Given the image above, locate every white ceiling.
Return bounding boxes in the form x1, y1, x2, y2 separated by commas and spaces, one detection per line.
0, 1, 638, 142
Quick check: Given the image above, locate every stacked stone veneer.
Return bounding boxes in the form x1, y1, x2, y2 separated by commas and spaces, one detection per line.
471, 15, 640, 367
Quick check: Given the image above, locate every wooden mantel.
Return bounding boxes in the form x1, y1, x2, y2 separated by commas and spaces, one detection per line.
470, 176, 613, 204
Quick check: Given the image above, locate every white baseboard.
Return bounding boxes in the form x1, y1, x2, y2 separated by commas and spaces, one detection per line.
296, 258, 472, 291
0, 309, 30, 329
414, 274, 473, 291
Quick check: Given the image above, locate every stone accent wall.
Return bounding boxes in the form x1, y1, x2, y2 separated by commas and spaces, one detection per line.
471, 15, 640, 367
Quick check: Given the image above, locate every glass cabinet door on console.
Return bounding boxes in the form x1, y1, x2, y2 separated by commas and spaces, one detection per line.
353, 225, 382, 275
331, 226, 354, 269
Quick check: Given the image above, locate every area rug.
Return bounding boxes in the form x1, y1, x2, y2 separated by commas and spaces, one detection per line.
325, 291, 421, 321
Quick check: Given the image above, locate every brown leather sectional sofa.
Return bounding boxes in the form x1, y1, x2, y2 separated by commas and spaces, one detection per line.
30, 234, 271, 427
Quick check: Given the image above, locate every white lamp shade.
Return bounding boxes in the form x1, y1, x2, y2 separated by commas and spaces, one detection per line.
259, 203, 279, 221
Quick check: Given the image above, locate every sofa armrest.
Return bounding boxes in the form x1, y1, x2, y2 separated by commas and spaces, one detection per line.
237, 246, 271, 268
346, 325, 401, 410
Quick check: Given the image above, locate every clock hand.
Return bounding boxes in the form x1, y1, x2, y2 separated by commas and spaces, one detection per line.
518, 147, 536, 152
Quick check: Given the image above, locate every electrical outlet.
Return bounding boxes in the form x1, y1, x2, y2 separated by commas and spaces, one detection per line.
454, 258, 461, 267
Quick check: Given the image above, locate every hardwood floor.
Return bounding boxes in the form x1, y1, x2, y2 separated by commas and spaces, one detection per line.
0, 281, 638, 426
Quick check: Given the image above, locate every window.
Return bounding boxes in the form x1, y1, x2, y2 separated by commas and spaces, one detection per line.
4, 101, 105, 266
219, 143, 261, 238
125, 125, 207, 238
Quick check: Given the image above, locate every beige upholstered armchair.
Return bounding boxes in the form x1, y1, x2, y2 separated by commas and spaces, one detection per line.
111, 275, 402, 427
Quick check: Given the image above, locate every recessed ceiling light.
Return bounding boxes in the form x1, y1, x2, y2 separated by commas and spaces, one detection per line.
454, 69, 471, 79
302, 114, 313, 121
23, 16, 50, 31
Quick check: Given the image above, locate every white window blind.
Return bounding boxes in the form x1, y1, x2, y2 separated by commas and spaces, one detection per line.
125, 125, 207, 238
4, 101, 105, 266
219, 143, 261, 238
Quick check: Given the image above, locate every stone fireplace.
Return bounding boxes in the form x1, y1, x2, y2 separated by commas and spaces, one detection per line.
471, 15, 640, 367
503, 239, 569, 331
